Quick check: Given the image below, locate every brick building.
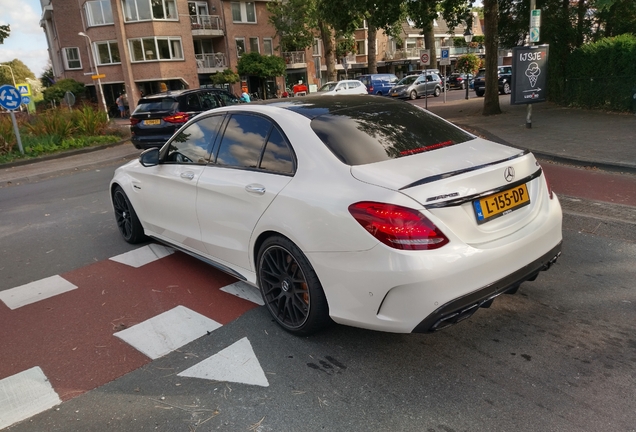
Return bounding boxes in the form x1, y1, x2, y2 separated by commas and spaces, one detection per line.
39, 0, 285, 113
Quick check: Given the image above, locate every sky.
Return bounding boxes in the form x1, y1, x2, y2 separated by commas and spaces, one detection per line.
0, 0, 50, 77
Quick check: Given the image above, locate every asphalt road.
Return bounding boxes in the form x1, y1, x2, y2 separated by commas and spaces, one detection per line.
1, 149, 635, 431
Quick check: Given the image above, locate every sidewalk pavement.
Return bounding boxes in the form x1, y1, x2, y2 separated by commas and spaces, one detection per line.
1, 98, 635, 186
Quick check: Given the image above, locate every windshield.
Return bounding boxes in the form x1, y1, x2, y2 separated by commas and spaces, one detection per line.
310, 100, 474, 165
319, 83, 338, 92
397, 76, 417, 86
135, 98, 178, 112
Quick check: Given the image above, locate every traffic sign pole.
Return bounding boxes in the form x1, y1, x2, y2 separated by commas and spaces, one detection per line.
0, 84, 25, 154
10, 111, 25, 155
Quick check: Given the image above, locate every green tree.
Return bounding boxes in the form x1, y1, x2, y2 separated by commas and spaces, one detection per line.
0, 59, 36, 86
42, 78, 85, 103
237, 52, 286, 99
210, 69, 240, 86
0, 24, 9, 44
40, 67, 56, 88
482, 0, 502, 115
268, 0, 316, 51
455, 53, 481, 74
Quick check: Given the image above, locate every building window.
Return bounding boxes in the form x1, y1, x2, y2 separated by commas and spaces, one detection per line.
406, 38, 417, 49
129, 37, 183, 62
235, 38, 246, 57
85, 0, 114, 26
263, 38, 273, 55
96, 40, 121, 65
122, 0, 177, 22
231, 1, 256, 23
63, 47, 82, 69
356, 40, 366, 56
312, 38, 321, 57
249, 37, 259, 53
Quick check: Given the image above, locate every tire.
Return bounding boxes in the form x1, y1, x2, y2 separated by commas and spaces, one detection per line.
112, 185, 147, 244
461, 82, 466, 90
257, 236, 331, 335
475, 89, 484, 97
433, 87, 441, 97
376, 91, 383, 96
501, 82, 511, 95
409, 90, 418, 100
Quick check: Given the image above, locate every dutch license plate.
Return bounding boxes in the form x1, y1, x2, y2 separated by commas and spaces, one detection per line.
473, 184, 530, 224
143, 119, 161, 125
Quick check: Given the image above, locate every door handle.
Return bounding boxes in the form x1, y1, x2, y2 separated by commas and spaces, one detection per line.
245, 184, 266, 195
180, 172, 195, 180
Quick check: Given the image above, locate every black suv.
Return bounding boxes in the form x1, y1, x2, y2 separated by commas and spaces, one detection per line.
130, 89, 230, 150
473, 66, 512, 97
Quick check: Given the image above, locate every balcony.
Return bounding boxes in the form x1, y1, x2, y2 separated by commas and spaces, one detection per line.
196, 53, 227, 73
190, 15, 224, 38
283, 51, 306, 68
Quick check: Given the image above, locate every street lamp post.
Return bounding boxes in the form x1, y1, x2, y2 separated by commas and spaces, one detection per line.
463, 25, 473, 100
0, 63, 17, 88
78, 32, 109, 120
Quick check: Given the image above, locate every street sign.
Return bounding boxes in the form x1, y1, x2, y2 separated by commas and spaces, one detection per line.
17, 83, 32, 97
511, 45, 549, 105
530, 27, 540, 43
530, 9, 541, 27
0, 84, 21, 111
419, 50, 430, 66
92, 74, 106, 80
21, 96, 30, 105
440, 47, 450, 66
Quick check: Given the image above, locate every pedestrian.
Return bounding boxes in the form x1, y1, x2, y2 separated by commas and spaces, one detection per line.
241, 90, 251, 103
116, 93, 127, 118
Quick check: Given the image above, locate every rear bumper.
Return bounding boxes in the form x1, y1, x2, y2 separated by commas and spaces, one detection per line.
412, 241, 562, 333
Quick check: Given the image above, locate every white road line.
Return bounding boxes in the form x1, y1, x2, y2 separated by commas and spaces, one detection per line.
114, 305, 222, 359
0, 275, 77, 310
109, 244, 174, 268
220, 281, 264, 305
178, 337, 269, 387
0, 367, 62, 430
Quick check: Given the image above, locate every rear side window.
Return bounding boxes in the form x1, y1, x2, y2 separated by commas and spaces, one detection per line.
135, 98, 178, 112
185, 94, 202, 111
215, 114, 272, 168
310, 102, 473, 166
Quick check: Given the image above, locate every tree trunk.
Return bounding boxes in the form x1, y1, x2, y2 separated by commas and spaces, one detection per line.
319, 22, 337, 82
424, 25, 437, 70
482, 0, 501, 115
368, 24, 377, 74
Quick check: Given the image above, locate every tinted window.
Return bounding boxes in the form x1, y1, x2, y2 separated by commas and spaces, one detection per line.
163, 115, 224, 164
185, 94, 202, 111
200, 92, 221, 110
216, 114, 272, 168
310, 102, 473, 166
260, 127, 294, 174
398, 76, 417, 85
135, 98, 178, 112
214, 91, 241, 105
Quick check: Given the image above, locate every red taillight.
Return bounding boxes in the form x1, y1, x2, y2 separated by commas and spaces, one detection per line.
163, 112, 189, 124
130, 117, 140, 126
348, 202, 449, 250
368, 86, 374, 92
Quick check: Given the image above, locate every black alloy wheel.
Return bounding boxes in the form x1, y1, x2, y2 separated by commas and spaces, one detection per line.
257, 236, 331, 335
112, 186, 147, 244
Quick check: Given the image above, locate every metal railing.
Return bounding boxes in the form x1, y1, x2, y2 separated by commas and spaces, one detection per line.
195, 52, 227, 69
190, 15, 223, 31
283, 51, 306, 65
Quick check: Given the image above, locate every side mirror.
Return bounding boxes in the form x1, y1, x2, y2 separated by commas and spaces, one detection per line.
140, 147, 160, 167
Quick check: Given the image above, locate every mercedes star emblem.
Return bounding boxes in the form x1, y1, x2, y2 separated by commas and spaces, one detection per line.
504, 166, 515, 182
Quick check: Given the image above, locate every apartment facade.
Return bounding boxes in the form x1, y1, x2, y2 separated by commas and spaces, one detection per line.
39, 0, 284, 113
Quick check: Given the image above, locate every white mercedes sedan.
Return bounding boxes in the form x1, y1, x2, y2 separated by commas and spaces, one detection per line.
110, 96, 562, 335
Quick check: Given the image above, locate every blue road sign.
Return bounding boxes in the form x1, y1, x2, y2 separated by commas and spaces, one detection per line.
441, 48, 449, 59
22, 96, 31, 105
0, 85, 21, 111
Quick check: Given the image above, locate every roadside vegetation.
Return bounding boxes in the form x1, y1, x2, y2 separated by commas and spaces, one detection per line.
0, 105, 126, 165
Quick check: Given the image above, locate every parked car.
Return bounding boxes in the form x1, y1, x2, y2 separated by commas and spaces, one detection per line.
357, 73, 399, 96
448, 73, 474, 90
111, 95, 562, 335
473, 66, 513, 97
407, 69, 449, 91
390, 73, 443, 99
317, 80, 368, 95
130, 89, 226, 150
